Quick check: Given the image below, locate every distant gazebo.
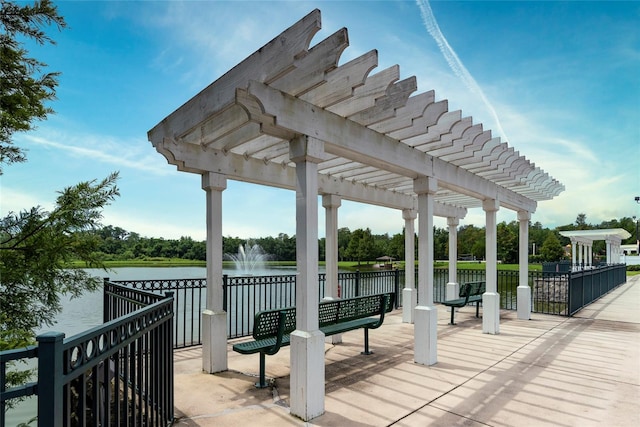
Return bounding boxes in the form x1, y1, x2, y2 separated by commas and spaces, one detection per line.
375, 255, 395, 268
559, 229, 631, 269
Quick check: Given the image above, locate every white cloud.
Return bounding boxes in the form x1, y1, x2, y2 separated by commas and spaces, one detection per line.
19, 130, 174, 176
0, 187, 54, 215
416, 0, 509, 141
339, 203, 405, 236
142, 1, 314, 90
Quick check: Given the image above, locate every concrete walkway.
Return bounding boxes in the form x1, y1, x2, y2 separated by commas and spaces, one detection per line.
173, 276, 640, 426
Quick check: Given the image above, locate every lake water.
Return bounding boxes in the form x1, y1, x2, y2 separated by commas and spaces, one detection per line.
6, 265, 301, 426
47, 266, 305, 337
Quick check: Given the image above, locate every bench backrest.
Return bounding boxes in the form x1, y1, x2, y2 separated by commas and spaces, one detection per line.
469, 281, 485, 296
252, 293, 394, 339
320, 293, 394, 327
458, 283, 472, 298
459, 281, 485, 298
253, 307, 296, 340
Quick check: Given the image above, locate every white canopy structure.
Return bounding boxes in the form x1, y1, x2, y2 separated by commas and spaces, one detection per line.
148, 10, 564, 420
560, 229, 631, 269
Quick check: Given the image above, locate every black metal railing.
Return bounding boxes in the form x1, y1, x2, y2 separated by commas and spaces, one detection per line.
529, 270, 571, 315
568, 264, 627, 315
426, 269, 517, 308
109, 264, 628, 345
325, 270, 401, 301
113, 278, 206, 349
222, 274, 294, 339
1, 282, 174, 427
0, 346, 38, 427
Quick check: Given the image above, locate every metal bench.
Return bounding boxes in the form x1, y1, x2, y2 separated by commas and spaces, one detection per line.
232, 292, 394, 387
442, 281, 485, 325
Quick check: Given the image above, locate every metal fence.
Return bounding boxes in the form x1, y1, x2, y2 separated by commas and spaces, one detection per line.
109, 264, 628, 346
112, 278, 206, 349
0, 347, 38, 427
568, 264, 627, 315
1, 282, 174, 427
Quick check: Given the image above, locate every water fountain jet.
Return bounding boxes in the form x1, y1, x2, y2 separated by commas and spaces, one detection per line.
224, 241, 273, 275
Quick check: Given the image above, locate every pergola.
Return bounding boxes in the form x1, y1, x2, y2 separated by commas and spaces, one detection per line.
148, 10, 564, 420
559, 229, 631, 269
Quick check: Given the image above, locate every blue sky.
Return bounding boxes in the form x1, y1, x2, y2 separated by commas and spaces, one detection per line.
2, 0, 639, 240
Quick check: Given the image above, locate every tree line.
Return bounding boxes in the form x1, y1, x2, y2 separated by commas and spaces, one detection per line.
91, 214, 638, 265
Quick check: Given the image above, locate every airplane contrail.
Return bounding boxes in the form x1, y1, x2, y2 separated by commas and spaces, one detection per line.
416, 0, 509, 141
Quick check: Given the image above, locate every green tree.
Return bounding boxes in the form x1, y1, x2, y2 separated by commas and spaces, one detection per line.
0, 2, 120, 409
372, 232, 390, 259
345, 228, 375, 264
318, 237, 326, 261
0, 174, 119, 348
458, 225, 484, 260
529, 221, 546, 262
0, 0, 66, 172
433, 227, 448, 260
497, 221, 518, 263
539, 233, 565, 262
575, 213, 589, 230
387, 230, 404, 261
337, 227, 351, 261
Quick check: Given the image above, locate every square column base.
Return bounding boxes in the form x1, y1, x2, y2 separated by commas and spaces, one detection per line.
290, 329, 326, 421
482, 292, 500, 334
517, 286, 531, 320
202, 310, 228, 373
402, 288, 417, 323
414, 305, 438, 365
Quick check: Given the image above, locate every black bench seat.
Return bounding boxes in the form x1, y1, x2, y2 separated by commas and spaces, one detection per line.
232, 292, 394, 387
232, 335, 292, 354
442, 281, 485, 325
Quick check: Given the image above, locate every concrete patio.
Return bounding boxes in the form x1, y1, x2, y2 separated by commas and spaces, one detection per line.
173, 275, 640, 426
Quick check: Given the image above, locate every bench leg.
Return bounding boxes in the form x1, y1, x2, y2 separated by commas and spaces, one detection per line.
476, 302, 480, 318
449, 307, 456, 325
361, 328, 373, 355
255, 352, 268, 388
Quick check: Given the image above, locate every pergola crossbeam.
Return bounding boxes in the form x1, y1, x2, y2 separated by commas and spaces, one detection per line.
244, 80, 540, 211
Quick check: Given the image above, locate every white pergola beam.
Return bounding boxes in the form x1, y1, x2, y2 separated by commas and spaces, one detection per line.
156, 139, 466, 217
148, 10, 323, 145
245, 81, 537, 212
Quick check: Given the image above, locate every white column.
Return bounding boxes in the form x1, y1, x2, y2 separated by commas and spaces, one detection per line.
402, 209, 417, 323
201, 172, 228, 374
584, 244, 589, 268
588, 244, 593, 268
322, 194, 342, 344
578, 242, 583, 269
606, 239, 612, 264
413, 177, 437, 365
289, 136, 325, 421
446, 217, 460, 301
483, 198, 500, 334
611, 243, 615, 263
322, 194, 341, 300
571, 240, 577, 270
517, 211, 531, 320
